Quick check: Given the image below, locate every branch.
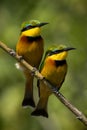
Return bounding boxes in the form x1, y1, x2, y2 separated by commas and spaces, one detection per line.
0, 41, 87, 126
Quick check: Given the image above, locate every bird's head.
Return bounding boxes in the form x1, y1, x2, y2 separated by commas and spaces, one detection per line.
45, 45, 75, 61
21, 20, 48, 37
39, 45, 75, 71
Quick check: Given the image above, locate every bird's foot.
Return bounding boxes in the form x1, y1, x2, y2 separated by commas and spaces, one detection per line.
9, 49, 23, 61
9, 49, 16, 56
31, 67, 37, 76
18, 55, 23, 61
52, 86, 59, 94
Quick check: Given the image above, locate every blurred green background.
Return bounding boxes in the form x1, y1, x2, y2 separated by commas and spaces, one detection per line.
0, 0, 87, 130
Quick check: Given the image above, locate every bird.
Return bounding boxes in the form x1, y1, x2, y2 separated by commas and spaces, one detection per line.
31, 45, 75, 117
16, 20, 48, 108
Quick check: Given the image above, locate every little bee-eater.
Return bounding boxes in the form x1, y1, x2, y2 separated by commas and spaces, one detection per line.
31, 45, 75, 117
16, 20, 48, 108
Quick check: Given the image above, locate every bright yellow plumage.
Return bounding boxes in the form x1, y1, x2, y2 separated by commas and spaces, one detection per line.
16, 20, 48, 107
31, 45, 75, 117
22, 27, 41, 37
16, 34, 43, 67
41, 58, 67, 86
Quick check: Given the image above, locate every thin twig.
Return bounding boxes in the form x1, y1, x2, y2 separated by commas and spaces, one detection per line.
0, 41, 87, 126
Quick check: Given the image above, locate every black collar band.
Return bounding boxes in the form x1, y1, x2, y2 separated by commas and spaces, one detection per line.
55, 60, 66, 67
27, 36, 42, 41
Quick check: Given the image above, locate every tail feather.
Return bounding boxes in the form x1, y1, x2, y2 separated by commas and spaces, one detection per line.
31, 109, 48, 118
31, 92, 49, 118
22, 97, 35, 108
22, 72, 35, 108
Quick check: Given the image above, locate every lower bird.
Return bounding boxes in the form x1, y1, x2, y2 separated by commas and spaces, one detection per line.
31, 45, 75, 117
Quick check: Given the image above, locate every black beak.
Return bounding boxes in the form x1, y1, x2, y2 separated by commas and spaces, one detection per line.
51, 47, 75, 55
63, 47, 76, 51
38, 22, 49, 27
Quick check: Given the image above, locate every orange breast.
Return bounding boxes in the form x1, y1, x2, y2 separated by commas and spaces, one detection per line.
41, 58, 67, 87
16, 35, 44, 67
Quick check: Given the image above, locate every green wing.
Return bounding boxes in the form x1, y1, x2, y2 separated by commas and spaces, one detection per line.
37, 49, 50, 97
37, 49, 53, 97
39, 50, 50, 72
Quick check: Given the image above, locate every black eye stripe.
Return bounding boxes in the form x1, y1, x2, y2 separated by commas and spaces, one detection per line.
47, 49, 65, 56
21, 25, 35, 32
21, 26, 31, 32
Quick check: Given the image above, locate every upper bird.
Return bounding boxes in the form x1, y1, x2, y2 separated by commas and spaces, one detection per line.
16, 20, 48, 108
31, 45, 75, 117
